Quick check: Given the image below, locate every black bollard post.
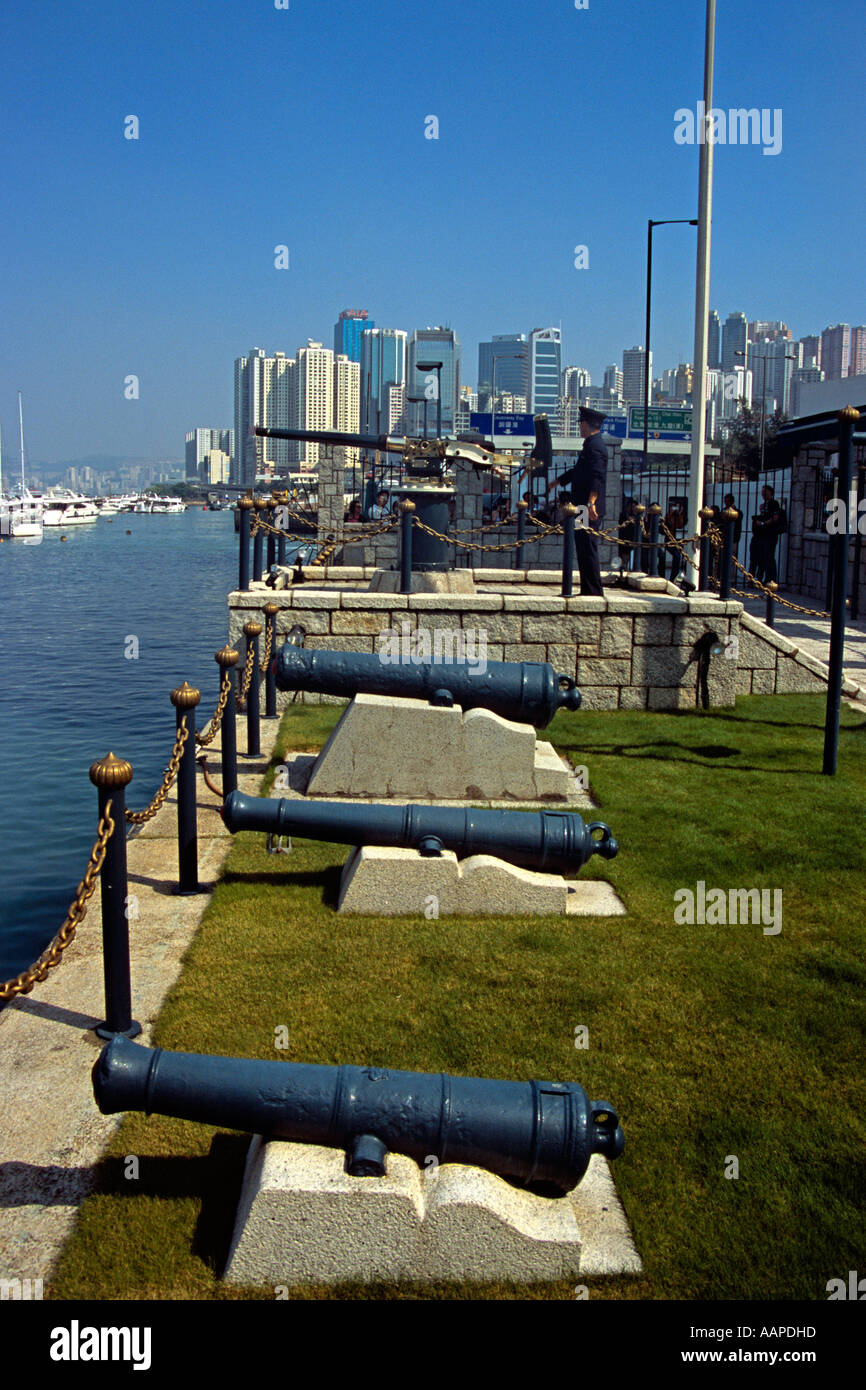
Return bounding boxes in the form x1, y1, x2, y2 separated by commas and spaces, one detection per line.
515, 499, 527, 571
276, 493, 288, 567
764, 580, 778, 629
89, 753, 141, 1041
170, 682, 202, 895
252, 498, 267, 584
561, 503, 576, 598
215, 646, 239, 798
263, 601, 279, 717
243, 620, 262, 757
633, 504, 646, 571
720, 507, 737, 601
698, 506, 714, 592
266, 499, 277, 572
399, 499, 415, 594
238, 495, 253, 592
647, 503, 662, 577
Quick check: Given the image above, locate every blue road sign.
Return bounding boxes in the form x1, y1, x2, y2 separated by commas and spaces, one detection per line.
470, 412, 535, 438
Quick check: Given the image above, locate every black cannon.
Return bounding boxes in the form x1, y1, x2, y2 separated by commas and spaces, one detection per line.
92, 1036, 625, 1195
275, 644, 581, 729
221, 790, 617, 874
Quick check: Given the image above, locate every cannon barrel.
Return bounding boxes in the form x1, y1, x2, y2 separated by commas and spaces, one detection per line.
274, 645, 582, 728
255, 424, 403, 452
92, 1037, 624, 1195
222, 790, 618, 873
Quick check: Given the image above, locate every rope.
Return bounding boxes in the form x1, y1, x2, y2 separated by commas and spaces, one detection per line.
197, 756, 223, 800
125, 723, 189, 824
0, 804, 115, 1001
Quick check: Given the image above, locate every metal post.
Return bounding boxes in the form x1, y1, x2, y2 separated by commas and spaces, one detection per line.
89, 753, 141, 1041
277, 496, 287, 567
266, 499, 277, 572
647, 503, 662, 576
698, 505, 714, 592
399, 499, 415, 593
243, 620, 262, 758
561, 503, 577, 598
516, 499, 527, 571
823, 407, 859, 775
765, 580, 777, 629
851, 464, 864, 621
633, 504, 646, 571
215, 646, 239, 798
252, 498, 266, 583
171, 682, 201, 895
720, 507, 737, 600
686, 0, 717, 574
238, 496, 253, 591
263, 601, 279, 717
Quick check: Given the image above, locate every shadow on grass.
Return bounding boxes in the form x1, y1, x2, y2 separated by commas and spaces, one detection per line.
219, 866, 344, 908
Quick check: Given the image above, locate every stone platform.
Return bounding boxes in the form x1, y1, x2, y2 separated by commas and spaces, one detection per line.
224, 1140, 642, 1286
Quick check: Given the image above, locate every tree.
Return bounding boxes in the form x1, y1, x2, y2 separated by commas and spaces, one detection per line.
727, 402, 788, 478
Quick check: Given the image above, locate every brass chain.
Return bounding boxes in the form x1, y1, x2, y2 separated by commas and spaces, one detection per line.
727, 557, 830, 617
125, 723, 190, 824
195, 672, 231, 747
262, 620, 273, 671
0, 804, 115, 1001
236, 643, 256, 708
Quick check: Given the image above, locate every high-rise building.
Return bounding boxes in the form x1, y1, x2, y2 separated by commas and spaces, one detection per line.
527, 328, 562, 424
622, 346, 652, 406
233, 349, 295, 486
478, 334, 528, 409
333, 353, 361, 469
790, 367, 825, 417
407, 327, 461, 437
359, 327, 407, 435
334, 309, 374, 364
748, 320, 791, 343
800, 334, 822, 370
561, 366, 590, 402
721, 313, 748, 374
603, 364, 623, 401
749, 338, 799, 416
185, 428, 233, 482
850, 326, 866, 378
295, 341, 334, 469
675, 363, 694, 400
820, 323, 851, 379
708, 310, 721, 370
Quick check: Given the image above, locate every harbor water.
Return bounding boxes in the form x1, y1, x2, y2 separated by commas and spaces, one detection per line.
0, 509, 270, 981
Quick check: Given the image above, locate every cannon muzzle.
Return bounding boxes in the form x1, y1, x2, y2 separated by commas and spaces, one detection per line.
222, 790, 617, 874
255, 424, 403, 453
93, 1037, 624, 1195
274, 645, 581, 728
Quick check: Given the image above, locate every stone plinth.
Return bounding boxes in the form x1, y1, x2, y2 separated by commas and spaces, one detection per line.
223, 1140, 641, 1286
336, 846, 625, 917
305, 694, 575, 801
368, 569, 476, 594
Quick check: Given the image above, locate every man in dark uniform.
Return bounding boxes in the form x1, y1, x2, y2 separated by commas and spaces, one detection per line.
546, 406, 607, 595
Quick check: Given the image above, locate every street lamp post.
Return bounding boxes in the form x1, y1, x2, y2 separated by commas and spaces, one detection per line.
417, 360, 443, 439
736, 348, 798, 472
408, 395, 428, 439
643, 219, 698, 477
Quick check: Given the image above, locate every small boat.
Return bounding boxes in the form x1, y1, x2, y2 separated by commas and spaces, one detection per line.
5, 396, 43, 539
42, 491, 100, 526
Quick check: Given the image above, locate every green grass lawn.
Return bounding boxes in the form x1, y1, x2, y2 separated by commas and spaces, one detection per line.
50, 694, 866, 1300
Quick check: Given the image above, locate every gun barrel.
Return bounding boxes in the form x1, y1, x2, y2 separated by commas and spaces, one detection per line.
274, 645, 582, 729
222, 790, 617, 873
254, 425, 402, 452
93, 1037, 624, 1194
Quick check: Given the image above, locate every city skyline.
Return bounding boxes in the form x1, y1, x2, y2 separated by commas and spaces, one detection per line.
2, 0, 864, 466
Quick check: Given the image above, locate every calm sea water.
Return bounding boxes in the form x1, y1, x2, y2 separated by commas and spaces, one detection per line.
0, 509, 247, 979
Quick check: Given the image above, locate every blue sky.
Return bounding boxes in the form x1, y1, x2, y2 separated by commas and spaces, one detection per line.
1, 0, 863, 465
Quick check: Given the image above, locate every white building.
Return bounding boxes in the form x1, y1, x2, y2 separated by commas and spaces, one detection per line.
233, 349, 296, 486
185, 427, 233, 482
622, 346, 652, 406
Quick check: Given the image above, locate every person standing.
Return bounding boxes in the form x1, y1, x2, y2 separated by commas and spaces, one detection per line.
752, 485, 784, 584
547, 406, 607, 596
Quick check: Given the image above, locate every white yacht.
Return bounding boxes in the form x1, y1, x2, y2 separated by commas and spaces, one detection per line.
42, 490, 100, 526
149, 496, 187, 514
0, 396, 43, 539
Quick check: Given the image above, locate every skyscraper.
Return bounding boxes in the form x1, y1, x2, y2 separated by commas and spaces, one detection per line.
333, 353, 361, 468
295, 341, 334, 468
708, 310, 721, 370
478, 334, 528, 409
527, 328, 562, 424
334, 309, 374, 363
820, 323, 851, 379
185, 428, 233, 482
359, 328, 407, 435
622, 346, 652, 406
800, 334, 822, 370
233, 348, 295, 486
747, 320, 791, 343
407, 327, 461, 437
721, 313, 748, 374
749, 338, 799, 416
603, 364, 624, 401
850, 326, 866, 378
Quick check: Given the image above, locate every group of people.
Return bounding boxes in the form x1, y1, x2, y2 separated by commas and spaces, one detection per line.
345, 490, 393, 523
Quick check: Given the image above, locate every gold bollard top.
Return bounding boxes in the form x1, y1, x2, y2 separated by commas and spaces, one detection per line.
90, 751, 134, 789
263, 601, 280, 617
634, 503, 646, 515
254, 496, 269, 511
215, 644, 240, 668
561, 503, 578, 516
699, 505, 715, 520
517, 499, 529, 510
647, 502, 662, 515
839, 405, 861, 423
238, 495, 254, 510
399, 498, 416, 512
243, 620, 263, 637
170, 681, 201, 710
722, 506, 740, 520
766, 581, 779, 593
